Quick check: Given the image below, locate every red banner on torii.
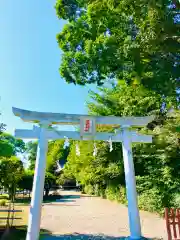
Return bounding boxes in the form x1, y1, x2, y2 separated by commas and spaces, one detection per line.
84, 119, 91, 132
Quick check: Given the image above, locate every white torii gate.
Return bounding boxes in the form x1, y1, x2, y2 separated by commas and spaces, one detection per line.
12, 107, 154, 240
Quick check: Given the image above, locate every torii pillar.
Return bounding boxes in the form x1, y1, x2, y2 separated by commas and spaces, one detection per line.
26, 124, 48, 240
122, 126, 141, 238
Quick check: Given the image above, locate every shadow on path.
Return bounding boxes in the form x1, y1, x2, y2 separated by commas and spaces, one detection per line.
43, 203, 80, 206
60, 195, 81, 199
41, 233, 163, 240
41, 233, 126, 240
14, 194, 63, 205
14, 193, 81, 206
55, 199, 76, 203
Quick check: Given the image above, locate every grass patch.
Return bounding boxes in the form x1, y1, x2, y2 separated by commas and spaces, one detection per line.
0, 226, 51, 240
0, 193, 60, 240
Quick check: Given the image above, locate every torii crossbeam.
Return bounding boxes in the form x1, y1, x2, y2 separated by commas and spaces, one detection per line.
13, 107, 154, 240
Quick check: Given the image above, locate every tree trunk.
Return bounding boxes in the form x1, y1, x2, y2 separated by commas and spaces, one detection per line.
45, 189, 49, 197
8, 189, 12, 201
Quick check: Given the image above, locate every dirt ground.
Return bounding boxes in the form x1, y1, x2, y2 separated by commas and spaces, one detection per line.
40, 191, 167, 239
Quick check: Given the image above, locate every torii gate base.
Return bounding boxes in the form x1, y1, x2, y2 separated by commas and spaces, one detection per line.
13, 107, 154, 240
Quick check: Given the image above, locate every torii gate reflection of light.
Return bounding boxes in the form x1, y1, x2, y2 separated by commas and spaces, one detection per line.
12, 107, 154, 240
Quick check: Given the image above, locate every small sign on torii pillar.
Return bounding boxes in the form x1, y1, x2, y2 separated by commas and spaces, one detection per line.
12, 107, 154, 240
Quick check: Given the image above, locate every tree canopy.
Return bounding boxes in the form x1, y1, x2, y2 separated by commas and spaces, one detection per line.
55, 0, 180, 97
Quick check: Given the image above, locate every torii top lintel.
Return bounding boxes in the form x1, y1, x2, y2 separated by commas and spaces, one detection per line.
12, 107, 154, 127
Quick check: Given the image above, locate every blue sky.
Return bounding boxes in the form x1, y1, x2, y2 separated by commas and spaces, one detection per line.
0, 1, 93, 134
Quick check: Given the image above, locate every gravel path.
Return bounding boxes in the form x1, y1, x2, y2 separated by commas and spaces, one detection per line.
41, 191, 167, 240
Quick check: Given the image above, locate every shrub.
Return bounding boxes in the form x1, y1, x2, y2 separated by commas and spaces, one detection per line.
105, 185, 118, 201
119, 187, 127, 205
100, 188, 106, 198
171, 193, 180, 209
84, 185, 94, 195
94, 184, 101, 196
0, 199, 7, 206
105, 185, 127, 205
136, 176, 174, 215
138, 188, 164, 214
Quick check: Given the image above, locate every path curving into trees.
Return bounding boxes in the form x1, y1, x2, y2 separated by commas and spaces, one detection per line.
41, 191, 167, 239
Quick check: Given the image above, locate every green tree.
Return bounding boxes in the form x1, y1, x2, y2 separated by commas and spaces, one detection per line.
0, 133, 25, 156
18, 170, 34, 196
0, 156, 24, 231
88, 84, 180, 212
135, 110, 180, 213
26, 141, 38, 170
25, 139, 70, 196
88, 83, 173, 131
55, 0, 180, 214
88, 84, 166, 117
46, 139, 71, 194
0, 123, 6, 134
47, 140, 70, 173
63, 84, 180, 213
0, 157, 24, 200
44, 139, 71, 197
26, 140, 70, 172
0, 121, 25, 157
18, 169, 57, 198
0, 139, 14, 157
63, 139, 124, 196
44, 172, 56, 197
55, 0, 180, 97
